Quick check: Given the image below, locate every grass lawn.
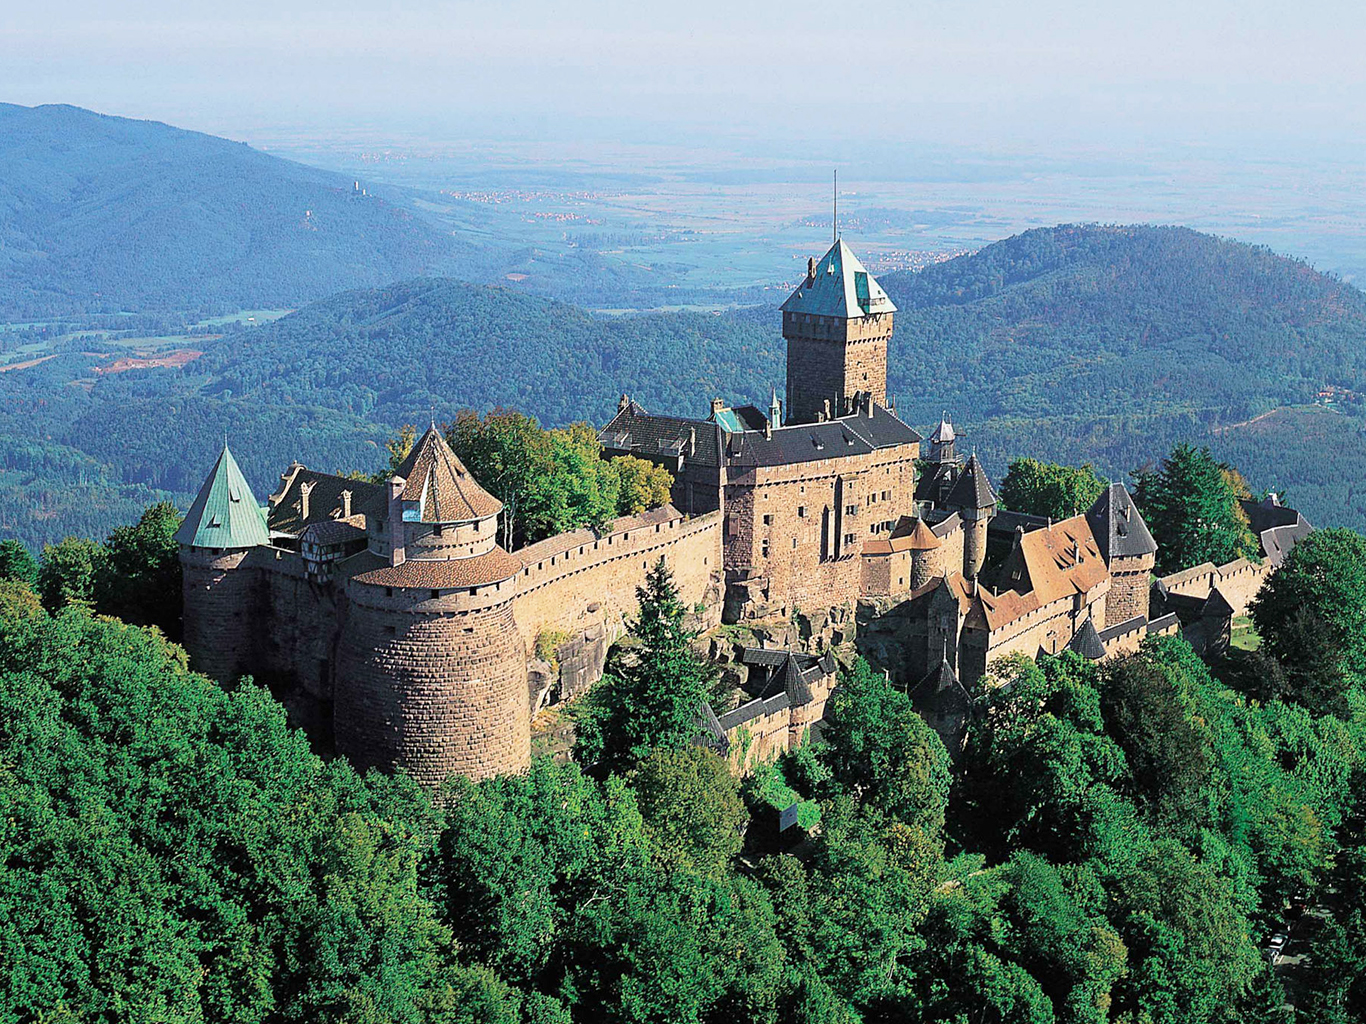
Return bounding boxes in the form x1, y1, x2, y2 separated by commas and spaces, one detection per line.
1231, 614, 1261, 652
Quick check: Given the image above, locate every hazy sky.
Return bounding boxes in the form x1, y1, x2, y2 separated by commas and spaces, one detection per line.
5, 0, 1366, 157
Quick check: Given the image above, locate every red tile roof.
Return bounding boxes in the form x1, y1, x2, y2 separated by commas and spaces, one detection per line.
349, 547, 523, 589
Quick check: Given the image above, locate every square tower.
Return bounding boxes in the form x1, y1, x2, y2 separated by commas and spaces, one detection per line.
781, 240, 897, 425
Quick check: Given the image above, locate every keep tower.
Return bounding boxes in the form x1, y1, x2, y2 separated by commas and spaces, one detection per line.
781, 239, 897, 425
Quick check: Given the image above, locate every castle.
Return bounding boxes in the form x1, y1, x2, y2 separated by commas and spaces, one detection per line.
176, 236, 1308, 783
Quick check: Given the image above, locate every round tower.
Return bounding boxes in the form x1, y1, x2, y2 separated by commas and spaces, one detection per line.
942, 454, 996, 580
907, 518, 944, 590
333, 426, 529, 784
175, 444, 270, 683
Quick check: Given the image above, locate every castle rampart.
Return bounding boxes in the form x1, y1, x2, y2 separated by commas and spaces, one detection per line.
512, 506, 723, 652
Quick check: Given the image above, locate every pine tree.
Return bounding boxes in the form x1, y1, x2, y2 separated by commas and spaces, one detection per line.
574, 557, 714, 775
1133, 443, 1259, 573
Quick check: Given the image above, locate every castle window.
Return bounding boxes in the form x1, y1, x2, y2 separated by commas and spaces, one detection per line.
792, 538, 798, 549
844, 533, 856, 546
430, 590, 439, 599
761, 540, 770, 558
797, 506, 807, 518
763, 514, 773, 526
385, 587, 393, 597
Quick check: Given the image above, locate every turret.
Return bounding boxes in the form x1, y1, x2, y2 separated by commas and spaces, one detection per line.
943, 453, 996, 579
928, 414, 957, 464
1086, 482, 1158, 621
906, 517, 945, 589
175, 444, 270, 682
335, 425, 529, 784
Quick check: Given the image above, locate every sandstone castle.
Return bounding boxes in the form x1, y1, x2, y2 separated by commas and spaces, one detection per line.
177, 237, 1310, 783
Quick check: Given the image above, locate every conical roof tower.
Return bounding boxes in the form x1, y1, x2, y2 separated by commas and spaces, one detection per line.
174, 444, 269, 548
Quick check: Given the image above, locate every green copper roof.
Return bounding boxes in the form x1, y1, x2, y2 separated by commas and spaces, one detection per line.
780, 239, 897, 319
174, 444, 270, 549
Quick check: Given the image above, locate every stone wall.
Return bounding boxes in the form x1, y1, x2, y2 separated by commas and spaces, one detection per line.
1107, 552, 1155, 622
180, 546, 260, 684
256, 549, 342, 700
1160, 557, 1270, 618
725, 441, 918, 618
334, 584, 529, 785
783, 312, 892, 423
512, 508, 724, 654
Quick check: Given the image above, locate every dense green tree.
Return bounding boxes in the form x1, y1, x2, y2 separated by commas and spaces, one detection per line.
96, 500, 184, 637
573, 558, 715, 776
630, 745, 746, 876
1099, 654, 1214, 831
818, 657, 951, 832
0, 539, 39, 586
999, 458, 1107, 520
432, 758, 786, 1023
37, 535, 105, 611
448, 410, 667, 549
1132, 443, 1259, 572
1252, 527, 1366, 716
0, 608, 461, 1023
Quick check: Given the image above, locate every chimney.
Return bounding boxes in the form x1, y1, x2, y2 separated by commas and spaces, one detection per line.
865, 392, 874, 417
711, 397, 725, 417
619, 393, 631, 413
340, 489, 352, 518
806, 256, 816, 286
823, 398, 831, 421
689, 427, 697, 457
765, 417, 773, 440
387, 476, 407, 567
299, 480, 313, 521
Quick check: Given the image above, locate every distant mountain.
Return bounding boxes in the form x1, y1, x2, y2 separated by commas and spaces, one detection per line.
0, 104, 500, 318
0, 223, 1363, 549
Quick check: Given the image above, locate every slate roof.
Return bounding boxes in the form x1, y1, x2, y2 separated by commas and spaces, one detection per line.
389, 426, 503, 523
944, 453, 996, 511
1239, 496, 1313, 567
269, 467, 382, 535
1086, 483, 1157, 562
598, 400, 721, 467
724, 404, 921, 469
299, 517, 368, 547
1097, 614, 1147, 644
1067, 618, 1107, 660
175, 445, 270, 549
780, 239, 897, 319
740, 647, 836, 707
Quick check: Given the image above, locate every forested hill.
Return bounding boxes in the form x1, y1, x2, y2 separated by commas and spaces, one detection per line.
0, 104, 500, 317
2, 223, 1366, 548
196, 278, 783, 428
874, 225, 1366, 525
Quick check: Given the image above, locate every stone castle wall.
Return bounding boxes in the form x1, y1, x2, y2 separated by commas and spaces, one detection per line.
511, 508, 724, 652
334, 583, 529, 785
725, 442, 918, 617
181, 546, 260, 684
1107, 552, 1155, 622
253, 549, 341, 701
1160, 557, 1270, 617
783, 312, 892, 422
